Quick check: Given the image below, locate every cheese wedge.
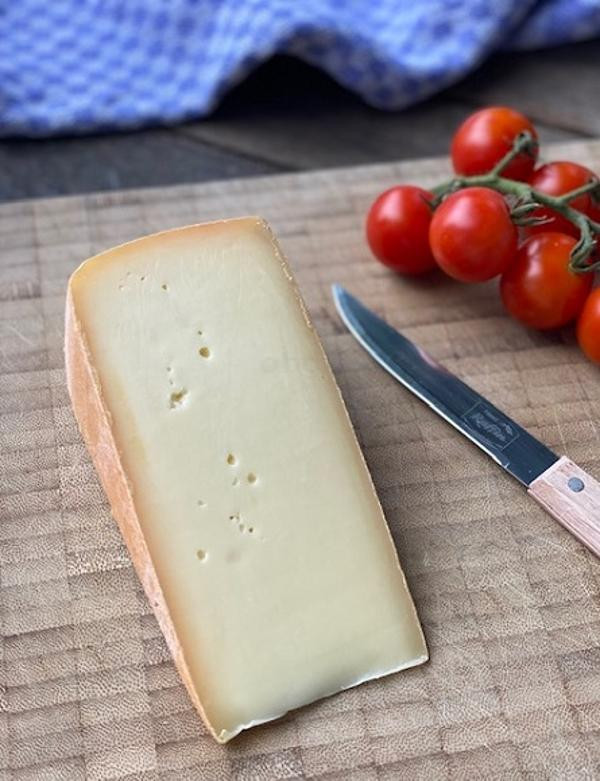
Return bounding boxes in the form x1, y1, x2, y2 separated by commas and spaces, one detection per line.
65, 218, 427, 742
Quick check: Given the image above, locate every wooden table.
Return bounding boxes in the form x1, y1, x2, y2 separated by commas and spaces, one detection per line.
2, 40, 599, 202
2, 137, 600, 780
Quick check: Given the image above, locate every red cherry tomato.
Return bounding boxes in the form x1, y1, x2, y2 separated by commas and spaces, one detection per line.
429, 187, 517, 282
366, 185, 436, 275
500, 233, 592, 330
577, 288, 600, 364
528, 161, 600, 237
451, 107, 538, 181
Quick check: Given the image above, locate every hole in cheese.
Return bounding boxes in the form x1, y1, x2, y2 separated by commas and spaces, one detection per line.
199, 346, 211, 359
169, 389, 188, 409
196, 549, 207, 562
226, 453, 236, 466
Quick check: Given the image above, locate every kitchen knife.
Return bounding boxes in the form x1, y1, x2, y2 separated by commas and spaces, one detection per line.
332, 284, 600, 557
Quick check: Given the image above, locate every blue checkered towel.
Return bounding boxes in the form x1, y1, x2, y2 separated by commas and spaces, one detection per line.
2, 0, 599, 138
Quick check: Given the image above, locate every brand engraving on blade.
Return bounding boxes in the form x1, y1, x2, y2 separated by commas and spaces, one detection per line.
461, 401, 520, 450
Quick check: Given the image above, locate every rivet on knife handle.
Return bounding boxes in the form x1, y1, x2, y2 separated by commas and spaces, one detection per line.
528, 457, 600, 557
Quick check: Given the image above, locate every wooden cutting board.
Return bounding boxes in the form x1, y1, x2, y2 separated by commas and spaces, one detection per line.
2, 140, 600, 780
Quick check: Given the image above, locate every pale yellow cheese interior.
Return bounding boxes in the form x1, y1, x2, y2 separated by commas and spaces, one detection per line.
69, 218, 427, 741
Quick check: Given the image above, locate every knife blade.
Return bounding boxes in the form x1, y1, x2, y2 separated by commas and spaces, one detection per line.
333, 284, 600, 557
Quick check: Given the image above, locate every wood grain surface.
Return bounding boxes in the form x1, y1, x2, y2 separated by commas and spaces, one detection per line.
2, 140, 600, 779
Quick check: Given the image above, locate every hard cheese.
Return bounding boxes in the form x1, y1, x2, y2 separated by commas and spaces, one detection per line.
65, 218, 427, 742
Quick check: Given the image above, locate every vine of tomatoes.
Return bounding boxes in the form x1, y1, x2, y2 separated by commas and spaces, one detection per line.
366, 106, 600, 364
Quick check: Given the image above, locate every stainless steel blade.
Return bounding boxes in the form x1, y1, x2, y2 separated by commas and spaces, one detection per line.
332, 285, 558, 486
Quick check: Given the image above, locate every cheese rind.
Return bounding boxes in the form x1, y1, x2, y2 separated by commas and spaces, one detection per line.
65, 218, 427, 742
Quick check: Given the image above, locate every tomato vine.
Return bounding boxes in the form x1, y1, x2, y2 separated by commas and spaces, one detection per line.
431, 132, 600, 273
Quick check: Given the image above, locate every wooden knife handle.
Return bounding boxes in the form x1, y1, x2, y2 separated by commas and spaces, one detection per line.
528, 456, 600, 557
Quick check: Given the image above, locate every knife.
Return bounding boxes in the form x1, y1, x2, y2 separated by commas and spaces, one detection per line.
332, 285, 600, 557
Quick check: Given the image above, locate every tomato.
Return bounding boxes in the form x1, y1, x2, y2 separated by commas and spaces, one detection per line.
429, 187, 517, 282
527, 161, 600, 237
500, 233, 592, 330
451, 107, 538, 181
366, 186, 436, 275
577, 288, 600, 364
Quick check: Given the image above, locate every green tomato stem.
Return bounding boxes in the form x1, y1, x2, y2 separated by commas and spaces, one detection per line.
431, 132, 600, 273
490, 130, 538, 177
556, 179, 600, 204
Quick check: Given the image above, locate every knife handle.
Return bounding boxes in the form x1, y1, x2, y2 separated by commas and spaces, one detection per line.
528, 456, 600, 558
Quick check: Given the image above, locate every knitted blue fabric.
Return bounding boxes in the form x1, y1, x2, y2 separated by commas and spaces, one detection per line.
2, 0, 599, 137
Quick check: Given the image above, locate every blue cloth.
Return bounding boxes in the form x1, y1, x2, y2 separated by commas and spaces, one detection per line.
1, 0, 599, 138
